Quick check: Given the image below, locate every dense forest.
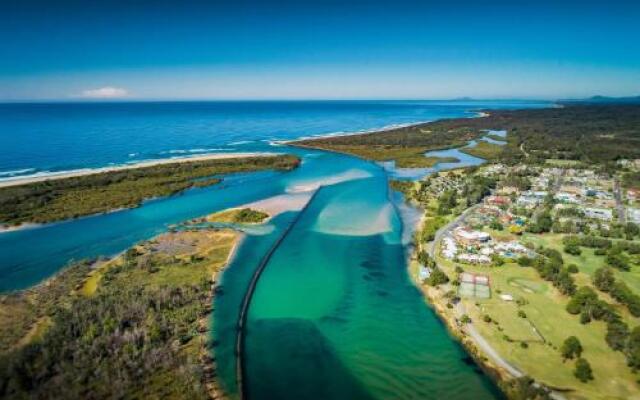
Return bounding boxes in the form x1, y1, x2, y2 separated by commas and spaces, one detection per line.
0, 155, 299, 225
0, 228, 236, 399
295, 105, 640, 166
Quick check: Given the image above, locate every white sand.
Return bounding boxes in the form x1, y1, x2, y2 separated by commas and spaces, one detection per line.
0, 222, 41, 234
243, 192, 313, 216
0, 152, 276, 189
285, 169, 372, 193
314, 202, 394, 236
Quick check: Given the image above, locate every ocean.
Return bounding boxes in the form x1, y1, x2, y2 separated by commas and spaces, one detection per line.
0, 100, 547, 180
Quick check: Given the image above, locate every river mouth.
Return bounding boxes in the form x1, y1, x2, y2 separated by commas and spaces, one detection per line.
213, 149, 502, 400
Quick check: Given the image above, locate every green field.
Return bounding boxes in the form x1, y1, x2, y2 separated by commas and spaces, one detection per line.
436, 244, 640, 399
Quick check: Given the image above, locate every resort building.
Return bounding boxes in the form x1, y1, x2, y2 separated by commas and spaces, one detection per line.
485, 195, 511, 207
442, 237, 458, 259
555, 192, 580, 204
629, 208, 640, 224
583, 207, 613, 221
453, 227, 491, 246
458, 253, 491, 264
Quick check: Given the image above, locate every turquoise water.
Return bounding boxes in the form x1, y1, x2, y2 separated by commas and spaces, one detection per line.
0, 101, 550, 398
213, 150, 501, 399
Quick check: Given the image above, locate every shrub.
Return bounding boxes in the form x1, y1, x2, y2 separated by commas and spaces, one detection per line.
560, 336, 583, 360
574, 358, 594, 382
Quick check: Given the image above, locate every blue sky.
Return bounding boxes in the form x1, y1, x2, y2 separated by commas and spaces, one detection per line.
1, 0, 639, 100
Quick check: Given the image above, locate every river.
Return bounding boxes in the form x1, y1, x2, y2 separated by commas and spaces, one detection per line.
0, 101, 549, 398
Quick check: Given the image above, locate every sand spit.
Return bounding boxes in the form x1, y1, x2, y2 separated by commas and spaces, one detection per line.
0, 152, 276, 189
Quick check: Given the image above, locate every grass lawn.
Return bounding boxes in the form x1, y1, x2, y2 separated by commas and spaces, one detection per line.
522, 233, 640, 305
435, 243, 640, 399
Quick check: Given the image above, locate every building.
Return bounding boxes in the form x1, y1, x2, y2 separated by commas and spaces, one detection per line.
497, 185, 520, 195
458, 253, 491, 264
584, 207, 613, 221
555, 192, 579, 204
442, 237, 458, 259
629, 208, 640, 224
453, 227, 491, 246
485, 195, 511, 207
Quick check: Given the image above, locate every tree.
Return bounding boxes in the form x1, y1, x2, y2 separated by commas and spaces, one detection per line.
507, 376, 551, 400
561, 336, 583, 360
564, 243, 581, 256
605, 320, 629, 351
426, 267, 449, 286
567, 264, 579, 274
606, 248, 630, 271
625, 222, 639, 239
593, 267, 615, 292
626, 327, 640, 371
490, 220, 503, 231
574, 358, 594, 382
566, 287, 598, 315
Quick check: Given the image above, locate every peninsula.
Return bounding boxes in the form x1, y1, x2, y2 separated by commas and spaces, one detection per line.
0, 154, 300, 228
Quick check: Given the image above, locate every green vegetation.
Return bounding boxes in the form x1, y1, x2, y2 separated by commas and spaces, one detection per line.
294, 120, 477, 166
574, 358, 594, 382
436, 255, 640, 398
0, 228, 238, 399
0, 155, 299, 225
561, 336, 583, 360
388, 180, 415, 197
296, 105, 640, 167
206, 207, 269, 224
460, 141, 504, 160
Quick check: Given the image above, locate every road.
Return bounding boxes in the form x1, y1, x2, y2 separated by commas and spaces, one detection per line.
427, 204, 480, 258
614, 179, 626, 224
519, 141, 530, 158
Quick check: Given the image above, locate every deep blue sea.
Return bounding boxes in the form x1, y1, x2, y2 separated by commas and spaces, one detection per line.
0, 100, 548, 179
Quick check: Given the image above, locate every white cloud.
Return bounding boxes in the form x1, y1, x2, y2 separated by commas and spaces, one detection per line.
81, 86, 128, 98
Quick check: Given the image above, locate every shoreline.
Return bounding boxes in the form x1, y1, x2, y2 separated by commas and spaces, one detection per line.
285, 108, 492, 146
0, 152, 276, 189
201, 231, 245, 400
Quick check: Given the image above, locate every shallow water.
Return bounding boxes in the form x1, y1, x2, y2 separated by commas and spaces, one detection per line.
215, 154, 502, 399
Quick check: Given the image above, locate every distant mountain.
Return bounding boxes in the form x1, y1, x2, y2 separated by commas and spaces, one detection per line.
560, 95, 640, 105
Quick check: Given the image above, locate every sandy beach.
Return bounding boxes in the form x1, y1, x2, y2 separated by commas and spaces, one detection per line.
242, 192, 314, 216
0, 152, 276, 189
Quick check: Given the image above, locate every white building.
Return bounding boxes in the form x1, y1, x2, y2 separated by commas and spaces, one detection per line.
629, 208, 640, 224
584, 207, 613, 221
442, 237, 458, 259
453, 227, 491, 246
458, 253, 491, 264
